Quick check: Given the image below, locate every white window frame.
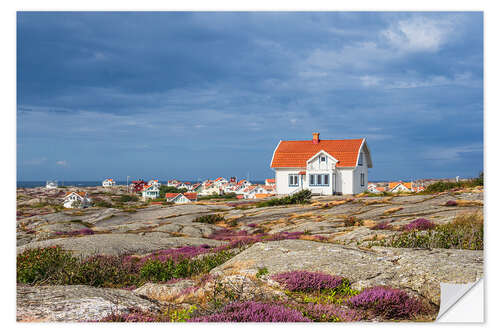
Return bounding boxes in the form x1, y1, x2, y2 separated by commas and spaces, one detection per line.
289, 174, 299, 187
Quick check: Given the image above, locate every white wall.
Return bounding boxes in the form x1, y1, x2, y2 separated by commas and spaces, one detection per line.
338, 168, 354, 194
275, 169, 303, 195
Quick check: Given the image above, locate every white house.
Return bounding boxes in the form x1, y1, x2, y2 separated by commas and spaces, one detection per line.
270, 133, 373, 195
63, 191, 92, 208
165, 192, 197, 204
102, 178, 116, 187
389, 182, 412, 193
141, 183, 160, 200
46, 180, 58, 189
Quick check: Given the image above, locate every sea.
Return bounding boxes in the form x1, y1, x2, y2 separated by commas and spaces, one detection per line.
17, 180, 265, 188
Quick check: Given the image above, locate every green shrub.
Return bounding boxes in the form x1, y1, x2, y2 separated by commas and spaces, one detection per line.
256, 267, 269, 278
17, 246, 236, 288
116, 195, 139, 203
17, 247, 77, 284
139, 251, 234, 282
199, 193, 237, 200
373, 212, 483, 250
257, 190, 312, 207
159, 186, 187, 197
193, 214, 225, 224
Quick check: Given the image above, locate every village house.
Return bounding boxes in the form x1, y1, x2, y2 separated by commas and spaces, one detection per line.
63, 191, 92, 208
141, 184, 160, 200
165, 192, 197, 204
102, 179, 116, 187
270, 133, 373, 195
389, 182, 413, 193
265, 178, 276, 186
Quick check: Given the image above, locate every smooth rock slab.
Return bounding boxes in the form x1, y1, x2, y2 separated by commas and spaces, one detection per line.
210, 239, 483, 305
17, 233, 225, 258
17, 285, 160, 322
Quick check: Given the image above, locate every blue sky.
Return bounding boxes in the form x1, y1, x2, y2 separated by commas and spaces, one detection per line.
17, 12, 483, 181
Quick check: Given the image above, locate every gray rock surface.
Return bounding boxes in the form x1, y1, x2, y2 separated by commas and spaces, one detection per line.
17, 284, 160, 322
17, 233, 225, 257
210, 239, 483, 305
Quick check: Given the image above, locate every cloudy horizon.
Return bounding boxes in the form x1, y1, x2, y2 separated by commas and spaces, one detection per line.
17, 12, 483, 181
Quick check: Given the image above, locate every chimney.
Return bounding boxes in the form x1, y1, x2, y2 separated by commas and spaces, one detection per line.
312, 132, 320, 144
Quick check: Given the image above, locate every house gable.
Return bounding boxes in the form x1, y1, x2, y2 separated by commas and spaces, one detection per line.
270, 135, 367, 169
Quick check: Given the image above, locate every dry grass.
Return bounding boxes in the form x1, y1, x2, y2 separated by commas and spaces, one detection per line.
455, 200, 483, 207
289, 212, 315, 219
361, 219, 377, 228
363, 198, 392, 206
383, 207, 404, 215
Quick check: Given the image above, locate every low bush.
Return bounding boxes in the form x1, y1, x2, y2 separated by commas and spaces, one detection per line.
343, 216, 360, 227
299, 303, 363, 322
139, 250, 234, 283
445, 200, 458, 206
370, 221, 392, 230
256, 267, 269, 278
116, 195, 139, 203
347, 286, 423, 320
271, 271, 345, 292
256, 190, 311, 207
193, 214, 225, 224
188, 301, 311, 322
403, 218, 436, 231
199, 193, 237, 200
17, 246, 77, 284
54, 228, 95, 236
17, 245, 237, 288
373, 213, 483, 250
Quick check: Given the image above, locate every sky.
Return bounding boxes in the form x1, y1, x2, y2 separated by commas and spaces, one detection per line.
16, 12, 483, 181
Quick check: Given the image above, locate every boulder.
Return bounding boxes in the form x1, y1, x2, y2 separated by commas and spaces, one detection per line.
210, 239, 483, 305
17, 233, 225, 258
17, 284, 160, 322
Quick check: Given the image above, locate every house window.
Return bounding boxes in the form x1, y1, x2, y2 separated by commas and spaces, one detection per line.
320, 156, 326, 162
358, 153, 363, 166
310, 174, 330, 186
361, 173, 365, 186
289, 174, 299, 187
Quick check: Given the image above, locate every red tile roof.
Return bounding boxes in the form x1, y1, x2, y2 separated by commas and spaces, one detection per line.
65, 191, 87, 197
183, 192, 198, 200
265, 178, 275, 183
271, 138, 364, 168
165, 193, 180, 198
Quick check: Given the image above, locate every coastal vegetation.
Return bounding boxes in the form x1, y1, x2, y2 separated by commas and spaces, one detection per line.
371, 212, 483, 250
256, 189, 312, 207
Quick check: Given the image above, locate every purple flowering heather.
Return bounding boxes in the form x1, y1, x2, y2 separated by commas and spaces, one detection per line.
371, 221, 392, 230
248, 223, 257, 228
403, 218, 436, 231
347, 286, 423, 319
445, 200, 458, 206
99, 310, 159, 322
271, 271, 344, 292
300, 303, 363, 322
188, 301, 311, 322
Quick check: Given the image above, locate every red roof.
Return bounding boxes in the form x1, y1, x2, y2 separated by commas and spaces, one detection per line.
165, 193, 180, 198
265, 178, 275, 183
184, 192, 198, 200
271, 138, 364, 168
